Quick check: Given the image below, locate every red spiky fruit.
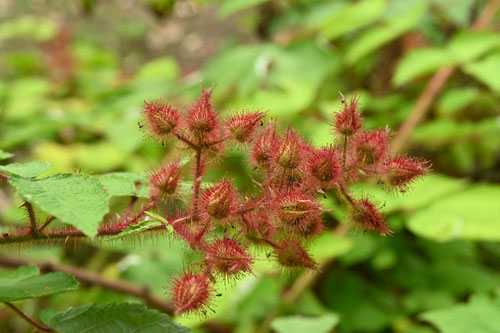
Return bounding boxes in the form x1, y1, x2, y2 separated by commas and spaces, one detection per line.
382, 155, 430, 192
274, 239, 317, 270
251, 123, 278, 168
170, 269, 213, 316
352, 129, 389, 166
273, 127, 307, 170
226, 111, 266, 143
201, 178, 236, 220
185, 87, 219, 141
274, 190, 321, 235
308, 146, 341, 187
206, 238, 253, 279
141, 101, 180, 142
149, 160, 182, 199
348, 198, 392, 236
332, 95, 362, 137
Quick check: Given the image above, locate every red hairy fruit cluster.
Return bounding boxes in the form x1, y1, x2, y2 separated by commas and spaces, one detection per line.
141, 88, 430, 316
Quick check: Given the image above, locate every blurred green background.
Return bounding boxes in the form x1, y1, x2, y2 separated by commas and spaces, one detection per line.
0, 0, 499, 332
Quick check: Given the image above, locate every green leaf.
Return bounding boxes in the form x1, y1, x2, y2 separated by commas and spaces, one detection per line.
97, 172, 139, 197
9, 174, 110, 237
408, 185, 500, 241
320, 0, 386, 40
0, 161, 51, 179
43, 303, 190, 333
0, 266, 78, 302
393, 48, 453, 86
464, 52, 500, 93
447, 31, 500, 64
421, 294, 500, 333
0, 16, 57, 42
136, 57, 180, 81
105, 220, 164, 241
0, 149, 13, 160
310, 233, 352, 262
347, 2, 427, 64
271, 313, 339, 333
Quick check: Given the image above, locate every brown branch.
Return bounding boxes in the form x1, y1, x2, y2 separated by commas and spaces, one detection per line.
191, 149, 203, 221
390, 0, 500, 154
0, 255, 174, 315
4, 302, 54, 332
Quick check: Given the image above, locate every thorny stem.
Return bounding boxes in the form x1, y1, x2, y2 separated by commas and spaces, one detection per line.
342, 135, 348, 167
38, 216, 55, 232
4, 302, 54, 332
191, 148, 203, 221
173, 129, 198, 149
0, 256, 174, 315
24, 202, 38, 236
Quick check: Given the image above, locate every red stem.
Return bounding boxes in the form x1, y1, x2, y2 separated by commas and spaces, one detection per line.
4, 302, 54, 332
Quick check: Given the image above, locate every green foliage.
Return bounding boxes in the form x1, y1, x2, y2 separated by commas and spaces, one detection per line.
0, 161, 51, 179
0, 149, 13, 160
9, 174, 110, 237
271, 313, 339, 333
0, 265, 78, 302
43, 303, 190, 333
421, 294, 500, 333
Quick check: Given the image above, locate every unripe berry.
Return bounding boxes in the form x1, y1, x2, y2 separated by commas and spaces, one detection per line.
332, 95, 362, 137
170, 270, 213, 316
273, 128, 306, 170
348, 198, 391, 236
185, 88, 219, 141
353, 129, 389, 166
251, 124, 278, 168
382, 155, 430, 192
149, 160, 182, 200
274, 239, 316, 270
141, 101, 180, 142
201, 179, 236, 220
206, 238, 253, 279
308, 146, 341, 187
226, 111, 266, 143
274, 190, 321, 235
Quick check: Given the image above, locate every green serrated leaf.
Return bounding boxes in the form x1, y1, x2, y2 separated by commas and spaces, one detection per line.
408, 185, 500, 241
43, 302, 190, 333
271, 313, 339, 333
0, 161, 51, 178
8, 174, 110, 237
0, 149, 13, 160
421, 294, 500, 333
0, 266, 78, 302
97, 172, 139, 197
464, 52, 500, 93
105, 220, 164, 241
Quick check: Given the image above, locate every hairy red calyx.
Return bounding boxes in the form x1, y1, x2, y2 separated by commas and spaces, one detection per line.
201, 179, 236, 220
170, 270, 213, 316
226, 111, 266, 143
186, 88, 219, 142
206, 239, 254, 279
274, 239, 317, 270
382, 155, 430, 192
353, 129, 389, 166
333, 95, 362, 137
252, 123, 279, 168
142, 101, 180, 141
274, 190, 321, 236
149, 160, 182, 199
308, 146, 341, 187
349, 198, 391, 236
274, 128, 307, 170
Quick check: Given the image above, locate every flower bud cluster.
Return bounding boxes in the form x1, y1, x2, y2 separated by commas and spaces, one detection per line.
141, 88, 430, 316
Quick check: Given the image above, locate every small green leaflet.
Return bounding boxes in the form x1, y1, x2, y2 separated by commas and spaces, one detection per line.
0, 265, 78, 302
0, 161, 51, 178
42, 303, 190, 333
105, 220, 165, 241
0, 149, 13, 160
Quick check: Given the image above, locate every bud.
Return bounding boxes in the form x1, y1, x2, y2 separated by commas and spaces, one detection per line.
201, 179, 236, 220
206, 238, 253, 279
185, 88, 219, 141
348, 198, 391, 236
149, 160, 182, 199
353, 129, 389, 166
382, 155, 430, 192
170, 269, 213, 316
273, 127, 306, 170
274, 239, 316, 270
274, 190, 321, 235
141, 101, 180, 142
308, 146, 341, 187
332, 95, 362, 137
226, 111, 266, 143
251, 123, 278, 168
